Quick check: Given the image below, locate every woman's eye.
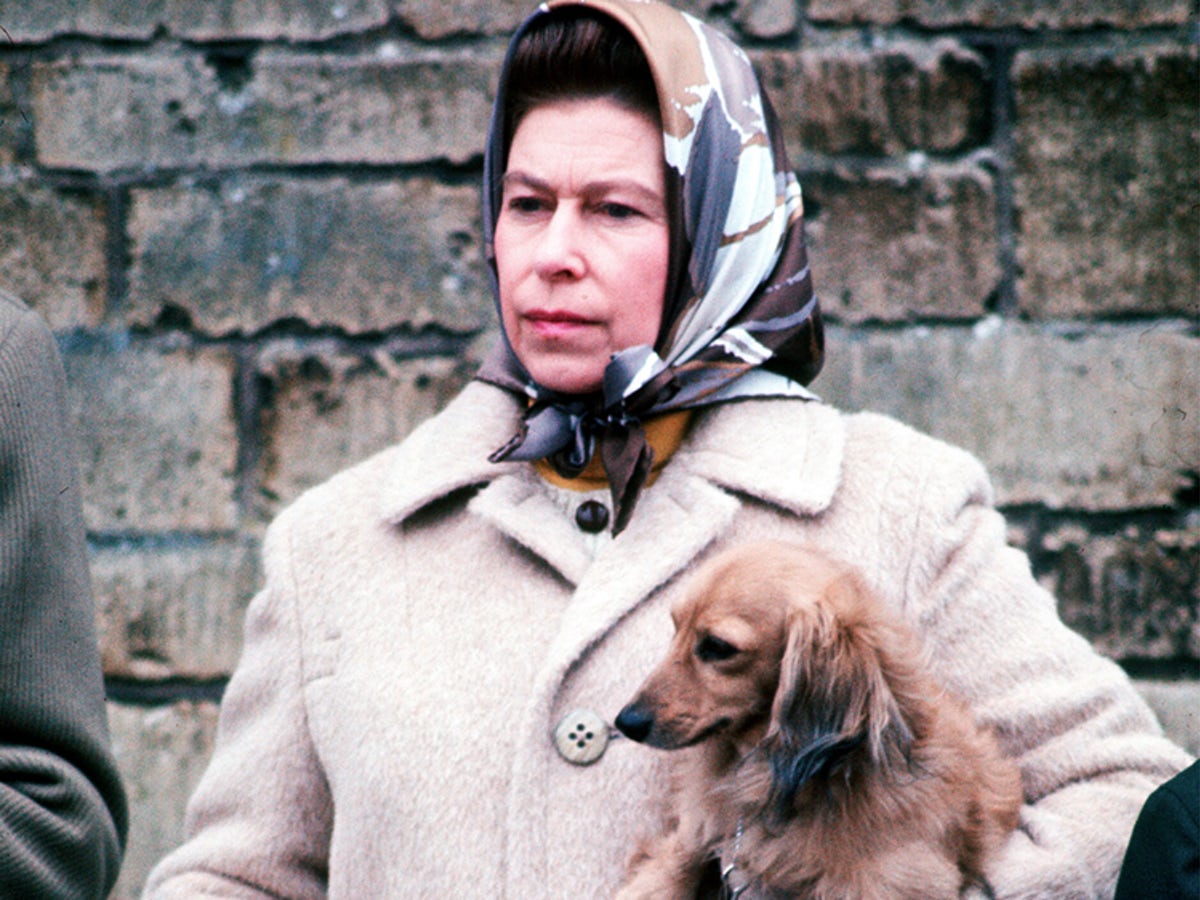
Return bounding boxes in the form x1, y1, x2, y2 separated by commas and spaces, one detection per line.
506, 195, 548, 215
596, 201, 639, 220
695, 635, 738, 663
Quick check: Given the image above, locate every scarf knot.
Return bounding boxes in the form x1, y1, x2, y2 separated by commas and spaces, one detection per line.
488, 386, 672, 534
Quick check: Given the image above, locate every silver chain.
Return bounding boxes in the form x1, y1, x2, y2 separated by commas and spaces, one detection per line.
719, 818, 749, 899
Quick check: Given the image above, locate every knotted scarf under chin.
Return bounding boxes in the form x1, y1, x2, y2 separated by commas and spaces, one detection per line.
485, 350, 680, 535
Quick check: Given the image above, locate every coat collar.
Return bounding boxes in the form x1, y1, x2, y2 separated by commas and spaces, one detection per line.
378, 381, 847, 783
377, 381, 527, 526
674, 394, 844, 518
379, 380, 844, 544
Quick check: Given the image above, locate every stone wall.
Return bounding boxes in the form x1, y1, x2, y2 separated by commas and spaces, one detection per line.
0, 0, 1195, 895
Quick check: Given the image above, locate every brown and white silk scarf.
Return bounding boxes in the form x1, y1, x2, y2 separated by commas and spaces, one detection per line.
478, 0, 824, 533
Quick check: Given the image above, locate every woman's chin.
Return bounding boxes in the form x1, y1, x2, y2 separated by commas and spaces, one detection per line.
520, 357, 606, 396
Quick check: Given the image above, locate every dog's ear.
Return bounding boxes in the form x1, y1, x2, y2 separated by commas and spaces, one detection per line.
763, 572, 913, 818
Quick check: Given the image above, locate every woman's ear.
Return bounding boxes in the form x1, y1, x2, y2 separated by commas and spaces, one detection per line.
763, 575, 911, 819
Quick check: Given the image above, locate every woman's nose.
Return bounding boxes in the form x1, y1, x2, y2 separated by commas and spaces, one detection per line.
533, 206, 586, 279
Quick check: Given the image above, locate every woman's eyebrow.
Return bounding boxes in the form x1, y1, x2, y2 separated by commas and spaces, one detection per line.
584, 179, 665, 208
501, 170, 664, 206
500, 170, 551, 193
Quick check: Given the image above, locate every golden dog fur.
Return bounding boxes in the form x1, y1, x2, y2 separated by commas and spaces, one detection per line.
614, 540, 1022, 899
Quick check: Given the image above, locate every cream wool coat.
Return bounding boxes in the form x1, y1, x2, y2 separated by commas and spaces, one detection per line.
144, 381, 1191, 900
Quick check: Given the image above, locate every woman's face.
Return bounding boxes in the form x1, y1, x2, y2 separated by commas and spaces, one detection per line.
494, 98, 669, 395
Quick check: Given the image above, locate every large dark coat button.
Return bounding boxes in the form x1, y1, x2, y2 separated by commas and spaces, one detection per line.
575, 500, 609, 533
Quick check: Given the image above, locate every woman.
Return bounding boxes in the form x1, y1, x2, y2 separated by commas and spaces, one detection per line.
144, 1, 1191, 897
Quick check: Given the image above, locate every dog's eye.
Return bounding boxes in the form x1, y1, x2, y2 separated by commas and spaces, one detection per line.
695, 635, 739, 663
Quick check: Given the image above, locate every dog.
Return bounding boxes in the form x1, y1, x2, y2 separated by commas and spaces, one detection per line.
613, 540, 1022, 900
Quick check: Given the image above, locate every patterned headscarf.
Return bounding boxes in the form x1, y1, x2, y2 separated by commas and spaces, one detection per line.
477, 0, 824, 533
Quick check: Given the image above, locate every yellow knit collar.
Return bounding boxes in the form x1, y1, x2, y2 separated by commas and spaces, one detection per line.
534, 411, 693, 492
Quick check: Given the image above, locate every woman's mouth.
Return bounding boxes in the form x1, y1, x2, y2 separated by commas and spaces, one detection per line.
524, 309, 597, 338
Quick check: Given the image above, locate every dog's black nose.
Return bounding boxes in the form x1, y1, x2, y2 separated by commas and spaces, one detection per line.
615, 702, 655, 743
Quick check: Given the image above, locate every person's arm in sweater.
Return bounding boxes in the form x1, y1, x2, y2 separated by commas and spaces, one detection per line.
0, 291, 128, 898
870, 417, 1192, 899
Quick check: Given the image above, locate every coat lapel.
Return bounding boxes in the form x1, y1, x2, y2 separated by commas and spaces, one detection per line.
545, 470, 739, 670
377, 381, 525, 526
680, 395, 846, 518
468, 472, 595, 586
380, 382, 846, 619
524, 397, 847, 709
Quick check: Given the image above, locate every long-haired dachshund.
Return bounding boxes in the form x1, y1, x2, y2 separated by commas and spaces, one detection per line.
614, 540, 1022, 900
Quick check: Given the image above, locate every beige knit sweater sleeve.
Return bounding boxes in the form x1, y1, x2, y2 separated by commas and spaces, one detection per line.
141, 518, 334, 899
881, 421, 1194, 899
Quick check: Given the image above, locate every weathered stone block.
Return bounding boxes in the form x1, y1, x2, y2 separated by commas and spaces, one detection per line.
756, 40, 987, 157
62, 342, 239, 532
670, 0, 725, 20
736, 0, 799, 38
107, 701, 220, 900
818, 321, 1199, 509
127, 176, 489, 335
804, 163, 999, 321
172, 0, 389, 41
0, 177, 107, 329
258, 344, 483, 515
0, 0, 153, 41
807, 0, 1192, 28
1015, 45, 1199, 318
246, 47, 496, 165
1039, 524, 1198, 660
391, 0, 529, 37
0, 62, 19, 165
1135, 680, 1200, 756
32, 55, 205, 173
32, 49, 495, 173
386, 0, 750, 38
92, 539, 258, 681
0, 0, 387, 41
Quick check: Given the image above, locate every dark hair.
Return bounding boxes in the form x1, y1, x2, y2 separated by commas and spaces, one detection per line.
502, 8, 660, 150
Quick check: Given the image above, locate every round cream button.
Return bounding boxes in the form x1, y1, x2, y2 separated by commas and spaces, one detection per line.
553, 709, 610, 765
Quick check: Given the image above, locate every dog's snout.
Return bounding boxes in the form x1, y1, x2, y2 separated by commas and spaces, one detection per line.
615, 702, 655, 743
